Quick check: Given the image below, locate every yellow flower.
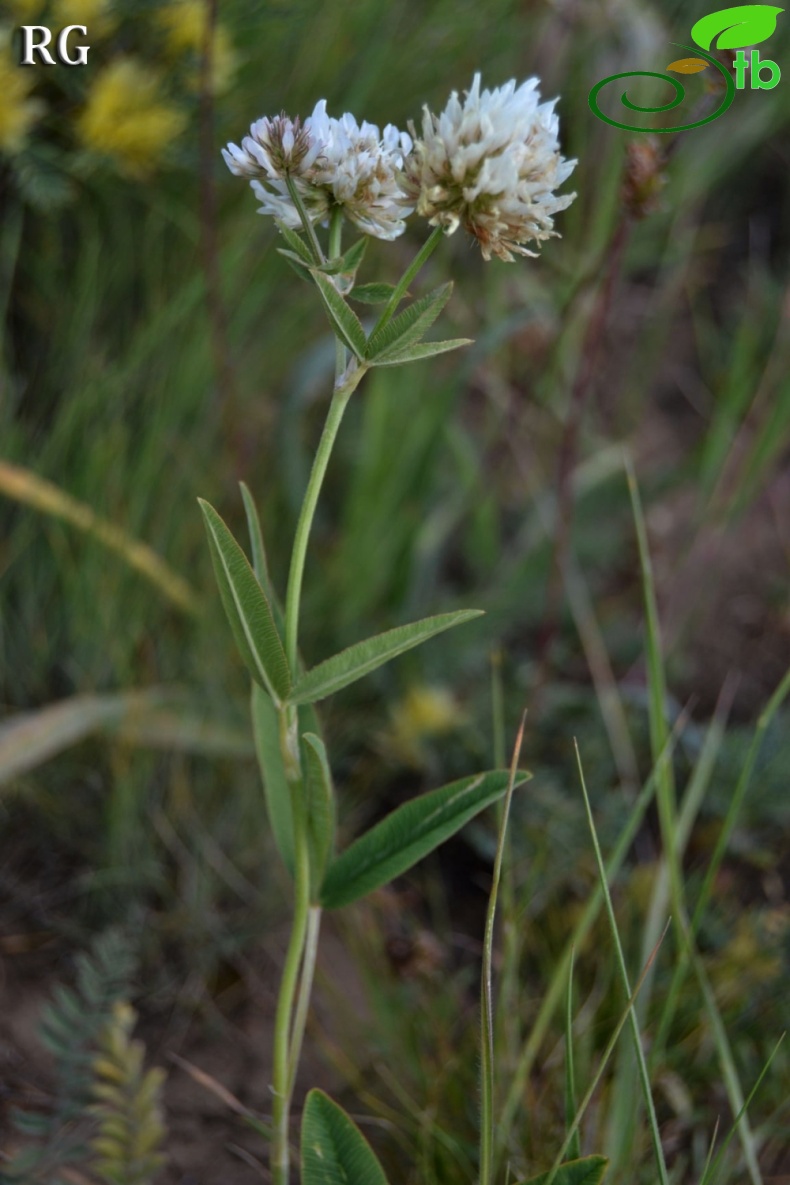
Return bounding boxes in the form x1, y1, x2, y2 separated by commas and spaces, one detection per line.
0, 29, 44, 153
385, 685, 464, 766
77, 59, 186, 178
5, 0, 46, 18
50, 0, 117, 39
157, 0, 236, 93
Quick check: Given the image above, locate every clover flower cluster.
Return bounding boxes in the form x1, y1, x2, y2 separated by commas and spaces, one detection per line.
223, 74, 577, 261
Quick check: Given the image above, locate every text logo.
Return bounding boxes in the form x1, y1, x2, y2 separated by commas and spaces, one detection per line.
18, 25, 90, 67
589, 4, 783, 133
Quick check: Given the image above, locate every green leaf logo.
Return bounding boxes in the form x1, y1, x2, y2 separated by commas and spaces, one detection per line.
691, 4, 783, 50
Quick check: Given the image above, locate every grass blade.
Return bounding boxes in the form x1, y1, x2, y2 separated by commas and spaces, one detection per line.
0, 460, 199, 615
480, 712, 526, 1185
574, 741, 670, 1185
565, 949, 581, 1163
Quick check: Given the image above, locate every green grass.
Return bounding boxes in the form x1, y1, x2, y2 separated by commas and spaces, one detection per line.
2, 0, 790, 1180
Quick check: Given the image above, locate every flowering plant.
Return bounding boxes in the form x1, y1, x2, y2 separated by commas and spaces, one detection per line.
206, 76, 590, 1185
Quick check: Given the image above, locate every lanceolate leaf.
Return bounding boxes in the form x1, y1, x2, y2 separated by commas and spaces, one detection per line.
302, 732, 336, 897
310, 270, 368, 359
691, 4, 783, 50
277, 248, 313, 284
320, 769, 530, 909
251, 685, 294, 873
276, 222, 314, 263
287, 610, 484, 705
365, 282, 453, 362
370, 338, 473, 367
517, 1156, 609, 1185
199, 499, 291, 704
350, 282, 400, 305
239, 482, 271, 590
316, 237, 367, 277
301, 1090, 389, 1185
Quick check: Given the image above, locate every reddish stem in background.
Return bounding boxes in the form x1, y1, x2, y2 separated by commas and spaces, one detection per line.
531, 215, 631, 708
199, 0, 238, 450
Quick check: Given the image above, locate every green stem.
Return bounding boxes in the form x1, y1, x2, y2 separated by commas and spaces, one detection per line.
287, 904, 322, 1096
270, 212, 351, 1185
283, 363, 366, 674
371, 224, 445, 337
328, 208, 347, 379
271, 772, 311, 1185
285, 175, 325, 265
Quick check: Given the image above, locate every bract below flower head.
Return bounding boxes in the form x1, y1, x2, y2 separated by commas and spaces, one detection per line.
405, 73, 577, 262
222, 100, 413, 240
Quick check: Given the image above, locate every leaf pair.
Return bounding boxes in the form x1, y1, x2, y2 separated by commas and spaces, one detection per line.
200, 498, 483, 709
277, 222, 367, 295
301, 1090, 607, 1185
315, 273, 470, 366
277, 223, 471, 366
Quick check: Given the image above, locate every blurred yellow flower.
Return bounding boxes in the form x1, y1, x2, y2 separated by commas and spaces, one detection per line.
50, 0, 117, 38
77, 59, 187, 178
0, 30, 44, 153
157, 0, 236, 93
385, 685, 464, 766
5, 0, 46, 18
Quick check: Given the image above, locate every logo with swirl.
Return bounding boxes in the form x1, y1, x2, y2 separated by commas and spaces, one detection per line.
589, 4, 784, 133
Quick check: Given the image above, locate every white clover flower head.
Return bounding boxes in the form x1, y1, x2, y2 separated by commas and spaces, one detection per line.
308, 102, 414, 240
221, 99, 413, 240
222, 111, 324, 180
405, 73, 577, 262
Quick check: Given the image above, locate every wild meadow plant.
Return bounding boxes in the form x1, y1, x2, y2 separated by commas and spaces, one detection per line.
204, 74, 603, 1185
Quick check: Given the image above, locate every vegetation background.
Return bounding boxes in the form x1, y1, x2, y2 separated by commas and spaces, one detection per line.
1, 0, 789, 1182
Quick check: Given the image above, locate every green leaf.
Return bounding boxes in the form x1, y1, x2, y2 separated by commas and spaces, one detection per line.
320, 768, 530, 909
310, 270, 368, 359
365, 282, 453, 362
277, 248, 312, 275
370, 338, 473, 367
517, 1156, 609, 1185
350, 282, 400, 305
317, 239, 367, 295
302, 732, 336, 898
691, 5, 783, 50
276, 221, 314, 263
301, 1090, 389, 1185
251, 685, 294, 873
239, 482, 270, 589
287, 610, 484, 705
199, 499, 291, 703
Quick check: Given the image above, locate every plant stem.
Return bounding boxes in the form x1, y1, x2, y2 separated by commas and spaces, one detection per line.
283, 362, 366, 674
285, 176, 325, 265
271, 774, 311, 1185
270, 213, 348, 1185
287, 904, 322, 1096
328, 208, 347, 381
372, 224, 445, 336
